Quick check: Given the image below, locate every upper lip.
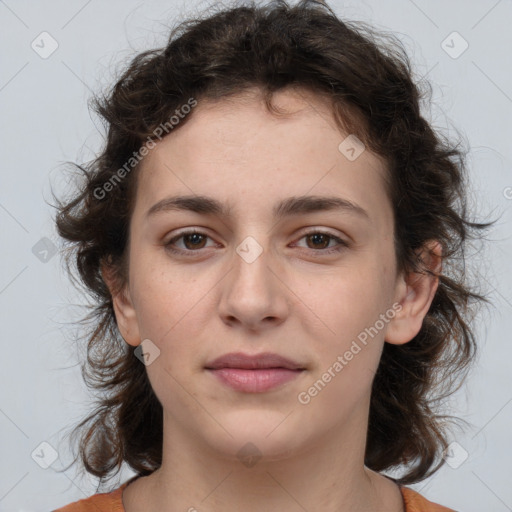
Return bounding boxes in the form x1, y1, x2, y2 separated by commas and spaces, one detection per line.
205, 352, 305, 370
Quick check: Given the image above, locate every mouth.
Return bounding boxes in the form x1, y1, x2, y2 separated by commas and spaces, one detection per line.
204, 352, 305, 370
204, 352, 306, 393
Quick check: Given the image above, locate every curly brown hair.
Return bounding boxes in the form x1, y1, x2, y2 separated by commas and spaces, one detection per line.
53, 0, 492, 488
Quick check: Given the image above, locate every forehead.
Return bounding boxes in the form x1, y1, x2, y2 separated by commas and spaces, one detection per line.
134, 87, 391, 226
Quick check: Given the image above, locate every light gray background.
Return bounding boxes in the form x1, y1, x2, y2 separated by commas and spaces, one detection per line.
1, 0, 511, 511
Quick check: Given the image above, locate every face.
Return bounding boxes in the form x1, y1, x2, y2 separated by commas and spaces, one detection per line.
110, 87, 434, 463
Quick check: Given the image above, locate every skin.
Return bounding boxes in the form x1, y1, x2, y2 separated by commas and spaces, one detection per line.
104, 86, 441, 512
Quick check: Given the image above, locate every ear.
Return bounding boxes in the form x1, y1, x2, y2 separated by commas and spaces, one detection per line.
101, 262, 141, 347
386, 240, 442, 345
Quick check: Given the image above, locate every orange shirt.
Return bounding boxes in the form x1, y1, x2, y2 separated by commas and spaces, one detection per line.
54, 478, 456, 512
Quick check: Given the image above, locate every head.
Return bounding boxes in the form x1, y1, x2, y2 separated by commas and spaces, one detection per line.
55, 0, 489, 486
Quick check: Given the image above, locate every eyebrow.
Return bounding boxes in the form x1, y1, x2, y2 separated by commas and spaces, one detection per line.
145, 194, 370, 221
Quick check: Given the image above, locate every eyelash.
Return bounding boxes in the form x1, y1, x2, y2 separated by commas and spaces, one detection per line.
164, 229, 349, 256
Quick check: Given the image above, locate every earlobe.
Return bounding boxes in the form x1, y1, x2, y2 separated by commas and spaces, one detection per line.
386, 241, 442, 346
111, 287, 141, 347
101, 262, 141, 347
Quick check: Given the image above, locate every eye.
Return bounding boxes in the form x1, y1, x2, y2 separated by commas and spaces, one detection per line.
164, 229, 349, 256
293, 230, 349, 255
165, 230, 217, 255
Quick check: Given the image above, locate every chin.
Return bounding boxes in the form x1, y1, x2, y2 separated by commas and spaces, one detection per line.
202, 410, 308, 464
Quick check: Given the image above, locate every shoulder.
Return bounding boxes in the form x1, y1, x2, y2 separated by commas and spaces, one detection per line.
54, 479, 455, 512
53, 480, 131, 512
401, 486, 457, 512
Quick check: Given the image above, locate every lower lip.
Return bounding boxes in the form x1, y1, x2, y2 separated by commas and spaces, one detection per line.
207, 368, 304, 392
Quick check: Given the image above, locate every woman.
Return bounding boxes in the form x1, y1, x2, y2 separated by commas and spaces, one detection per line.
53, 1, 490, 510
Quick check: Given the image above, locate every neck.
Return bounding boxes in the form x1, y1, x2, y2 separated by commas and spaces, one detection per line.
125, 409, 403, 512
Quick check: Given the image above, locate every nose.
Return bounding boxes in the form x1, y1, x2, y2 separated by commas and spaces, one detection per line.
217, 243, 290, 332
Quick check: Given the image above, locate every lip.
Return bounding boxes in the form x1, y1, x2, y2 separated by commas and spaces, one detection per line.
205, 352, 305, 370
205, 352, 306, 393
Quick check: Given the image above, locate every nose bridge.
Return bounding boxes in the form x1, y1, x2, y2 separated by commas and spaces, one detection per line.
234, 237, 272, 294
218, 234, 288, 328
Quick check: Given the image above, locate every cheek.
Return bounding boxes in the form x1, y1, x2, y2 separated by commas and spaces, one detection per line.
294, 259, 395, 384
130, 252, 202, 337
129, 262, 219, 391
295, 272, 391, 415
301, 263, 393, 336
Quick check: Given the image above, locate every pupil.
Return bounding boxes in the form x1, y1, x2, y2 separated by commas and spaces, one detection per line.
310, 234, 328, 249
183, 233, 331, 250
186, 233, 204, 248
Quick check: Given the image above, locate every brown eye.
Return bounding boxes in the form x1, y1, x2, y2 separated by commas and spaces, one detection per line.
294, 230, 349, 255
305, 233, 331, 250
182, 233, 207, 250
165, 230, 215, 255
